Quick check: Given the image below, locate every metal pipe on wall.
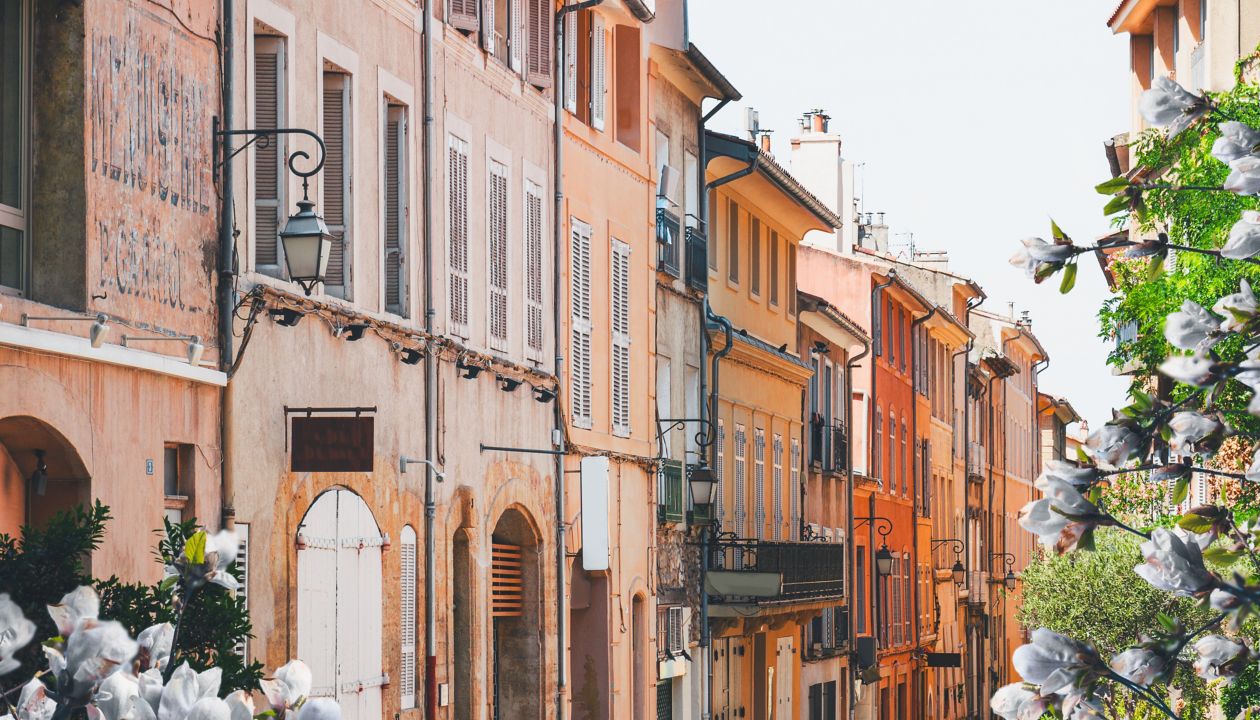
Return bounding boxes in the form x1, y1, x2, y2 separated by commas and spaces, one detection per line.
908, 306, 937, 714
420, 2, 438, 716
217, 0, 236, 531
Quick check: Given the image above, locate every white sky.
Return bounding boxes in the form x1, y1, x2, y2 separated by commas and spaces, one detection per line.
689, 0, 1133, 428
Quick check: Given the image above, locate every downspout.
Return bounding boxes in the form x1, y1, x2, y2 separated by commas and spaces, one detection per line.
956, 294, 981, 714
421, 3, 438, 717
908, 305, 936, 713
700, 302, 731, 720
695, 96, 731, 451
844, 331, 870, 720
217, 0, 235, 530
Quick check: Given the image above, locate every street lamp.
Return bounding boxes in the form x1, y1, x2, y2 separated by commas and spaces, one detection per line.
280, 199, 334, 295
992, 552, 1018, 591
1003, 570, 1018, 591
931, 538, 968, 586
952, 559, 967, 585
875, 545, 894, 577
689, 462, 717, 520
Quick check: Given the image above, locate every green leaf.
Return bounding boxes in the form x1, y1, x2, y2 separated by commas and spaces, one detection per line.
1051, 219, 1070, 242
1146, 252, 1166, 281
1096, 176, 1131, 195
159, 575, 178, 592
1156, 612, 1177, 632
1076, 446, 1090, 464
1059, 262, 1078, 294
1078, 527, 1096, 552
1104, 194, 1130, 216
1203, 546, 1244, 566
1177, 512, 1216, 533
184, 530, 207, 565
1172, 476, 1190, 506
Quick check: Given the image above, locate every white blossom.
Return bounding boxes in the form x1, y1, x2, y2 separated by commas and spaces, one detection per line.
1193, 635, 1253, 681
1222, 211, 1260, 260
1213, 122, 1260, 164
1009, 238, 1073, 278
1085, 423, 1143, 469
153, 664, 222, 720
261, 659, 313, 716
49, 585, 101, 638
1168, 411, 1224, 457
295, 700, 340, 720
136, 624, 174, 672
1110, 647, 1168, 686
990, 684, 1040, 720
1165, 300, 1222, 351
1011, 628, 1102, 696
0, 593, 36, 675
1139, 77, 1210, 137
1041, 460, 1099, 490
1020, 476, 1105, 554
1159, 353, 1220, 387
1225, 156, 1260, 196
1135, 528, 1216, 597
183, 699, 230, 720
15, 679, 57, 720
92, 672, 151, 720
1214, 277, 1259, 333
224, 692, 254, 720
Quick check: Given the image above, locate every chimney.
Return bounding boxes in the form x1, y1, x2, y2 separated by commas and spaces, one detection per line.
760, 132, 773, 154
809, 109, 830, 133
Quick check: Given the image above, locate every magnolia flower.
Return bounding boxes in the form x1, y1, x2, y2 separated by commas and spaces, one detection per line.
15, 678, 57, 720
92, 672, 147, 720
1110, 647, 1168, 686
1020, 476, 1106, 554
1009, 238, 1073, 278
1212, 121, 1260, 164
152, 664, 222, 720
1012, 628, 1103, 696
990, 684, 1050, 720
1062, 696, 1107, 719
1222, 212, 1260, 260
1140, 76, 1210, 137
166, 531, 241, 593
295, 699, 340, 720
1041, 460, 1099, 490
1225, 156, 1260, 196
1214, 277, 1259, 332
1165, 300, 1222, 351
184, 698, 231, 720
49, 620, 140, 701
1085, 423, 1143, 470
1135, 528, 1216, 597
1247, 447, 1260, 483
1159, 353, 1220, 387
261, 659, 313, 716
1168, 411, 1224, 457
1211, 587, 1247, 613
1193, 635, 1253, 681
136, 623, 174, 672
225, 692, 255, 720
0, 593, 35, 675
49, 585, 101, 637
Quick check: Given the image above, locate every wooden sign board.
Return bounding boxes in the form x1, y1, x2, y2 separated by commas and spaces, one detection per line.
926, 652, 962, 668
291, 416, 375, 473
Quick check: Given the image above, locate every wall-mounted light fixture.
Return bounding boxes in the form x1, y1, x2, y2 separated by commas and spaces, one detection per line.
22, 313, 111, 348
392, 342, 423, 366
992, 552, 1018, 591
120, 334, 205, 365
456, 357, 483, 379
497, 375, 522, 393
269, 307, 304, 327
812, 340, 830, 355
931, 538, 967, 585
533, 386, 556, 403
333, 322, 369, 341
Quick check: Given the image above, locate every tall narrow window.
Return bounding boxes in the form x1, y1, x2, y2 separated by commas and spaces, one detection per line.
526, 0, 553, 87
234, 523, 251, 658
383, 103, 407, 316
874, 407, 883, 482
888, 413, 896, 493
772, 434, 783, 540
707, 191, 719, 270
901, 421, 908, 496
322, 71, 351, 299
613, 24, 641, 150
589, 13, 606, 130
684, 151, 698, 228
734, 424, 747, 538
0, 0, 26, 291
524, 181, 545, 361
399, 526, 417, 709
856, 550, 867, 634
570, 218, 593, 428
790, 437, 801, 539
786, 241, 797, 316
753, 428, 765, 538
749, 217, 761, 296
448, 136, 471, 336
611, 238, 631, 436
253, 36, 286, 278
726, 200, 739, 284
716, 419, 726, 529
769, 231, 780, 306
488, 159, 510, 352
564, 12, 579, 113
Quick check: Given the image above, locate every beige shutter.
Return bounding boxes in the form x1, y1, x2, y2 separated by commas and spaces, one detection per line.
481, 0, 495, 52
715, 419, 726, 528
570, 218, 593, 428
611, 238, 631, 437
525, 181, 545, 361
448, 136, 470, 336
754, 429, 765, 539
563, 13, 577, 112
769, 230, 780, 305
399, 526, 417, 709
590, 13, 606, 131
790, 438, 801, 539
734, 425, 746, 541
253, 37, 284, 273
322, 73, 349, 298
772, 434, 783, 540
749, 217, 761, 295
488, 160, 509, 352
510, 0, 524, 72
527, 0, 553, 87
449, 0, 479, 31
384, 106, 406, 315
787, 241, 797, 315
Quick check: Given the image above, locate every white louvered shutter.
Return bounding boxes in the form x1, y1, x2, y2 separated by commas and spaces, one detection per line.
790, 438, 801, 540
234, 523, 250, 658
525, 181, 545, 361
448, 136, 470, 336
488, 160, 509, 353
668, 606, 684, 654
734, 425, 746, 538
611, 238, 631, 437
564, 13, 577, 112
772, 435, 783, 541
590, 13, 606, 131
384, 106, 407, 316
482, 0, 495, 52
253, 38, 284, 274
449, 0, 479, 31
526, 0, 553, 88
716, 419, 726, 530
399, 526, 417, 709
754, 429, 765, 539
510, 0, 524, 72
322, 73, 350, 298
570, 219, 593, 428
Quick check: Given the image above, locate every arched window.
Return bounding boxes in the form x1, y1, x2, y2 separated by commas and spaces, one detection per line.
400, 526, 417, 709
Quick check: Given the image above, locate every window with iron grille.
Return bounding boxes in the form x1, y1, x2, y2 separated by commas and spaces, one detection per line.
488, 159, 510, 352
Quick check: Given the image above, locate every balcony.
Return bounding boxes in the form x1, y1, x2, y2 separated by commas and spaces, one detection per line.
656, 208, 681, 278
707, 535, 845, 606
966, 442, 986, 481
658, 460, 685, 524
809, 415, 847, 474
684, 226, 707, 292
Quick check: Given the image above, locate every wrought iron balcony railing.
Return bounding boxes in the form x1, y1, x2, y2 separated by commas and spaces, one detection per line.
684, 226, 708, 291
707, 533, 845, 603
657, 208, 681, 278
809, 415, 848, 473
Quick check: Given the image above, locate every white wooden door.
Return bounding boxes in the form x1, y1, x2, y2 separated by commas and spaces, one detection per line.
297, 489, 385, 720
774, 636, 794, 720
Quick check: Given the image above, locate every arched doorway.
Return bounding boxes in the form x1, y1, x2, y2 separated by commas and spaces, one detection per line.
489, 507, 541, 720
297, 488, 384, 720
0, 415, 91, 538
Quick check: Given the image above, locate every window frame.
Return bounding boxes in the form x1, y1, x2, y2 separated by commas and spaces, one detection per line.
320, 69, 353, 300
0, 0, 30, 294
381, 101, 409, 317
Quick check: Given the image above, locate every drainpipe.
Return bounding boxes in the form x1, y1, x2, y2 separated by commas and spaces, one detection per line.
699, 302, 731, 720
908, 305, 936, 712
420, 3, 439, 717
695, 96, 731, 453
217, 0, 235, 530
844, 330, 870, 720
954, 294, 981, 713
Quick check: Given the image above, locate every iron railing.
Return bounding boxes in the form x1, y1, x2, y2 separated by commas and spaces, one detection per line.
684, 226, 707, 291
658, 460, 685, 524
657, 208, 681, 277
809, 415, 847, 473
708, 534, 845, 602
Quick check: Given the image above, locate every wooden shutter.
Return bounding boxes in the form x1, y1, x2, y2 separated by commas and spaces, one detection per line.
488, 160, 509, 352
726, 200, 739, 283
448, 136, 470, 336
563, 12, 577, 111
772, 435, 783, 540
589, 13, 606, 130
753, 429, 765, 539
491, 543, 523, 617
734, 425, 746, 537
790, 438, 801, 539
253, 38, 283, 272
449, 0, 479, 31
526, 0, 552, 87
611, 238, 631, 436
510, 0, 524, 72
769, 230, 780, 305
750, 217, 761, 295
399, 526, 417, 709
525, 182, 545, 360
787, 241, 797, 315
667, 606, 683, 654
481, 0, 495, 52
384, 106, 407, 315
715, 419, 726, 529
234, 523, 250, 658
322, 73, 349, 296
570, 218, 592, 428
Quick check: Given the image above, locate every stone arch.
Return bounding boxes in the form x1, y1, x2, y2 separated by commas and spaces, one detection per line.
489, 505, 543, 720
0, 414, 92, 537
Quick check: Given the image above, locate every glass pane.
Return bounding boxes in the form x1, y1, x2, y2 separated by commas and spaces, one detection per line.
0, 0, 22, 209
0, 225, 22, 288
163, 446, 180, 496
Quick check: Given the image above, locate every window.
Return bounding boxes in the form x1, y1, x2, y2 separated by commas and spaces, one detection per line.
448, 135, 471, 336
613, 24, 641, 150
874, 407, 882, 482
383, 103, 408, 316
234, 523, 250, 658
749, 217, 761, 296
400, 526, 417, 709
684, 151, 698, 228
525, 0, 553, 88
901, 421, 908, 496
488, 159, 510, 352
897, 308, 906, 373
753, 428, 765, 539
734, 424, 747, 538
570, 218, 593, 428
253, 35, 286, 278
322, 71, 351, 299
885, 299, 895, 363
524, 181, 545, 361
888, 413, 896, 493
449, 0, 479, 31
611, 238, 631, 436
856, 550, 867, 634
162, 444, 192, 524
727, 200, 740, 284
790, 437, 801, 537
787, 241, 797, 316
769, 231, 780, 306
485, 0, 516, 66
0, 0, 26, 291
567, 10, 606, 129
716, 419, 726, 527
707, 190, 718, 270
772, 434, 783, 540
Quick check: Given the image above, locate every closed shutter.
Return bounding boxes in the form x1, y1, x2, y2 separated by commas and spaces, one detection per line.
734, 425, 746, 539
772, 434, 783, 540
726, 200, 739, 284
526, 0, 552, 87
525, 181, 545, 361
399, 526, 417, 709
234, 523, 250, 659
715, 419, 726, 530
570, 218, 593, 428
449, 0, 479, 31
749, 217, 761, 296
668, 606, 683, 654
322, 73, 349, 297
809, 684, 823, 720
510, 0, 524, 71
448, 136, 470, 336
790, 438, 801, 540
253, 38, 284, 273
611, 238, 631, 436
491, 543, 524, 617
384, 106, 407, 315
481, 0, 495, 52
563, 12, 577, 112
488, 160, 509, 352
753, 429, 765, 539
769, 230, 780, 305
787, 242, 797, 316
589, 13, 606, 131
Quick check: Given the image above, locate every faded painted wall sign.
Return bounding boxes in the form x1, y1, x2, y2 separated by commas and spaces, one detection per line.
291, 417, 376, 473
87, 0, 217, 336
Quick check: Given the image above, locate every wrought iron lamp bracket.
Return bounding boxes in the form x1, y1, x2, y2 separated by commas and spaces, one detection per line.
213, 118, 327, 200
